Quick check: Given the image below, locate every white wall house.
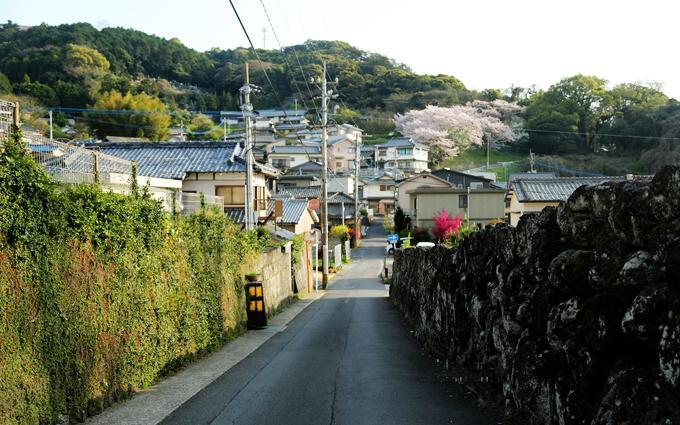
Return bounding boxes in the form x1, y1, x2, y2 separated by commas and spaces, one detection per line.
268, 145, 322, 170
91, 141, 278, 219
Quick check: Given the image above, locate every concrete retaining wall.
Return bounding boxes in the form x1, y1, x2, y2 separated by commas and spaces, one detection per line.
257, 245, 294, 316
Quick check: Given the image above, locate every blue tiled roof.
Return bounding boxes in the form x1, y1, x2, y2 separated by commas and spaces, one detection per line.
271, 145, 321, 154
89, 141, 277, 179
277, 186, 354, 204
514, 177, 626, 202
224, 207, 245, 224
289, 161, 323, 172
380, 137, 429, 150
267, 197, 310, 224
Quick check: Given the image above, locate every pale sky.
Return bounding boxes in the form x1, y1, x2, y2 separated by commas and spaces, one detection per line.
4, 0, 680, 99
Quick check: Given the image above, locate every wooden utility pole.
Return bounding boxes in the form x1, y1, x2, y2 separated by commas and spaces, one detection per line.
354, 131, 361, 246
320, 62, 330, 288
241, 63, 255, 230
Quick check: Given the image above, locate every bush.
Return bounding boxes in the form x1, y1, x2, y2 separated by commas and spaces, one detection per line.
0, 129, 260, 424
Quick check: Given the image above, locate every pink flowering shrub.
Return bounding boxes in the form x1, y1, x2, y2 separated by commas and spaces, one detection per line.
432, 210, 462, 241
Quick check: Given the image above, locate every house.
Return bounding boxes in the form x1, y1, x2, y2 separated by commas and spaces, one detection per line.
431, 168, 493, 188
268, 145, 322, 170
287, 134, 359, 172
395, 173, 454, 216
506, 175, 627, 226
366, 137, 430, 175
361, 171, 397, 215
276, 186, 362, 223
267, 196, 318, 234
88, 141, 278, 219
408, 186, 506, 228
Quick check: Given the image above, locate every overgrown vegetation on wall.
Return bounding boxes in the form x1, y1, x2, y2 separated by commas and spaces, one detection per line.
0, 129, 261, 424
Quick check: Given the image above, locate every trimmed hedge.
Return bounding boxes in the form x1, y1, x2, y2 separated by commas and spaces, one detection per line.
0, 131, 260, 424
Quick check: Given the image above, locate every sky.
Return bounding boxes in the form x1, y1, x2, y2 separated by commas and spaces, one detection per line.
5, 0, 680, 99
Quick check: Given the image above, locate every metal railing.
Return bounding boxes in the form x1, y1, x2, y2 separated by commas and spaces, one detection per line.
24, 133, 135, 185
0, 99, 16, 143
180, 192, 224, 215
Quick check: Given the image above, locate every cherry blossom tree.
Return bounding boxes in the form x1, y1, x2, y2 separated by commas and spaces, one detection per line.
394, 100, 525, 156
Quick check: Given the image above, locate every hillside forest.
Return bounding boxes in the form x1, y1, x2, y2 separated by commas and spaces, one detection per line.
1, 21, 678, 173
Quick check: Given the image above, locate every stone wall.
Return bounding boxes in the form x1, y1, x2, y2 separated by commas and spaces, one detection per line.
257, 245, 294, 316
390, 166, 680, 424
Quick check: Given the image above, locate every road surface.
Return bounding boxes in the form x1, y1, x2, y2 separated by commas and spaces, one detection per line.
161, 222, 500, 425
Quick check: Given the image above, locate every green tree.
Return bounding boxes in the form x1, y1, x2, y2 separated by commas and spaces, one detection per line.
87, 90, 171, 140
63, 44, 110, 97
480, 88, 502, 101
0, 72, 11, 93
187, 114, 222, 140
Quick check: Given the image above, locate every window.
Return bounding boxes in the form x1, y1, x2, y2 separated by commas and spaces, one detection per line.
272, 159, 287, 168
380, 185, 388, 191
336, 161, 343, 169
398, 148, 412, 156
459, 194, 468, 208
469, 182, 484, 189
216, 185, 245, 205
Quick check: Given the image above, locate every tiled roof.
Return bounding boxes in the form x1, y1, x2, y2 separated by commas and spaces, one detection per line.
89, 141, 277, 179
267, 197, 310, 224
224, 207, 245, 224
289, 161, 323, 172
278, 186, 322, 198
508, 172, 556, 183
328, 192, 355, 204
514, 177, 626, 202
271, 145, 321, 155
380, 137, 429, 150
432, 168, 492, 182
294, 134, 351, 146
277, 186, 354, 204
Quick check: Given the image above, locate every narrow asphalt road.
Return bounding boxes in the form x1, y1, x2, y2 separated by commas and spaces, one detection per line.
161, 221, 500, 425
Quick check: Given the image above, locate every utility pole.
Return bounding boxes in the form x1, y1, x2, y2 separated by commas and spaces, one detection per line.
486, 135, 490, 170
223, 118, 227, 141
354, 132, 361, 246
241, 62, 256, 230
529, 149, 536, 173
49, 110, 53, 141
320, 62, 330, 288
180, 120, 185, 141
341, 201, 345, 228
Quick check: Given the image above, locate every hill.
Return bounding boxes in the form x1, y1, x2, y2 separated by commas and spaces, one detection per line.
0, 21, 471, 114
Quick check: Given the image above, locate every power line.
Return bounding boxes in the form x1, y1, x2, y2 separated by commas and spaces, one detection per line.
258, 0, 321, 123
524, 128, 680, 141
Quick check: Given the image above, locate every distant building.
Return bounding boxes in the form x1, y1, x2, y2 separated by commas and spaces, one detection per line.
395, 173, 453, 216
361, 171, 397, 215
361, 137, 430, 175
431, 168, 493, 189
505, 175, 629, 226
408, 186, 506, 228
268, 145, 322, 170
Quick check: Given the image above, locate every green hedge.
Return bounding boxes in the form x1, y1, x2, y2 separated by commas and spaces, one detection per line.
0, 131, 260, 424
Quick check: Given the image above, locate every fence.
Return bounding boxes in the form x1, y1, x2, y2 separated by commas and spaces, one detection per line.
333, 244, 342, 270
343, 240, 351, 261
179, 192, 225, 216
25, 133, 135, 185
0, 99, 15, 143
